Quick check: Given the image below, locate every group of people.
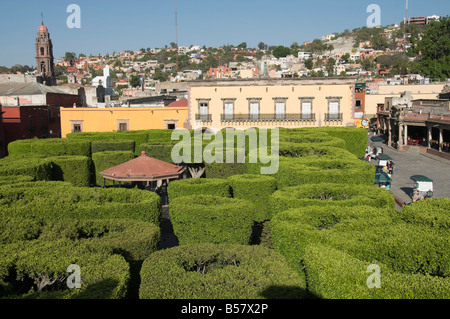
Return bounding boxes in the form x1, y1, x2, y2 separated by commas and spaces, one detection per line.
386, 160, 395, 176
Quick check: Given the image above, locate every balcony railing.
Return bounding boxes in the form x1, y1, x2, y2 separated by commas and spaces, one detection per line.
195, 114, 212, 122
220, 113, 316, 121
324, 113, 343, 121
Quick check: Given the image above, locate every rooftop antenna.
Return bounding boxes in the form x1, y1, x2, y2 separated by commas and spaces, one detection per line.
175, 0, 179, 71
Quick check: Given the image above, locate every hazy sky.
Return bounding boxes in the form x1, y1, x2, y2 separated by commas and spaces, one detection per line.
0, 0, 448, 67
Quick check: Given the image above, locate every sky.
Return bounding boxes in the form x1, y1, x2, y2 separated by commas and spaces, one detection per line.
0, 0, 449, 67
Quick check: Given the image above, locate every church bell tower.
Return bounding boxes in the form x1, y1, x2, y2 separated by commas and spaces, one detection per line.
35, 20, 56, 86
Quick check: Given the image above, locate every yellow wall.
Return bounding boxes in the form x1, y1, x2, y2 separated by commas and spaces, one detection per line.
189, 80, 356, 130
60, 106, 188, 138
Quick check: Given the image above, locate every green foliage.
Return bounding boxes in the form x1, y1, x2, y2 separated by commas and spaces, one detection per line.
92, 151, 135, 186
168, 178, 231, 202
48, 156, 92, 187
67, 131, 148, 155
91, 140, 135, 154
0, 240, 130, 299
228, 174, 277, 222
8, 138, 91, 158
139, 244, 306, 299
270, 205, 393, 271
398, 198, 450, 229
0, 157, 53, 181
269, 183, 395, 218
140, 142, 176, 163
0, 182, 161, 226
249, 157, 375, 189
304, 244, 450, 299
272, 46, 292, 59
170, 195, 256, 245
205, 162, 248, 179
0, 175, 35, 186
411, 17, 450, 80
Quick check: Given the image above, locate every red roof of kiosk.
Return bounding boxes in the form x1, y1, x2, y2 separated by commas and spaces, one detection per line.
100, 151, 185, 182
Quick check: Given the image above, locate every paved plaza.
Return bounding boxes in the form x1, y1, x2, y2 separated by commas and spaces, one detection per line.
368, 136, 450, 208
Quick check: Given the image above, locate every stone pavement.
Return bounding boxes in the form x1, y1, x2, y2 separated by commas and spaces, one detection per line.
368, 137, 450, 208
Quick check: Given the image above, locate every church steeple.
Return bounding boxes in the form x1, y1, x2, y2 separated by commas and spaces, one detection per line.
35, 19, 56, 86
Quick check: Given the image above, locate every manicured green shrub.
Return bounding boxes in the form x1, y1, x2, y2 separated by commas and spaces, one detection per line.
139, 243, 306, 299
67, 131, 148, 155
295, 127, 368, 158
0, 175, 35, 186
269, 183, 395, 218
140, 142, 177, 163
168, 178, 231, 202
0, 182, 161, 226
91, 140, 135, 154
37, 219, 160, 262
0, 240, 130, 299
170, 195, 256, 245
399, 198, 450, 229
8, 138, 91, 158
228, 174, 277, 222
304, 243, 450, 299
0, 217, 42, 244
270, 205, 394, 272
0, 157, 53, 181
48, 156, 92, 187
278, 143, 356, 160
205, 162, 248, 179
279, 131, 347, 149
249, 157, 375, 189
92, 151, 135, 186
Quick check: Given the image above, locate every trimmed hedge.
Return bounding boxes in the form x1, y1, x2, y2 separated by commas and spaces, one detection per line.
8, 138, 91, 158
139, 244, 306, 299
399, 198, 450, 229
0, 157, 53, 181
168, 178, 231, 202
0, 182, 161, 226
291, 127, 368, 158
92, 151, 135, 186
270, 205, 394, 271
48, 156, 92, 187
304, 243, 450, 299
278, 143, 357, 160
269, 183, 395, 219
170, 195, 256, 245
0, 240, 129, 299
228, 174, 277, 222
67, 131, 148, 155
0, 218, 160, 263
140, 142, 177, 164
91, 140, 135, 154
249, 157, 375, 189
0, 175, 35, 186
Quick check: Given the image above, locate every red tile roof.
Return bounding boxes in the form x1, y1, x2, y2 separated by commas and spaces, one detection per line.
100, 151, 185, 182
167, 99, 188, 107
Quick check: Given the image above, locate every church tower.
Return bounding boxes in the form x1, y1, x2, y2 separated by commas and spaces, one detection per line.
35, 21, 56, 86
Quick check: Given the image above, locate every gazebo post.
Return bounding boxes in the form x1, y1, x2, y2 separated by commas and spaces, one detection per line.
119, 181, 122, 188
103, 178, 106, 188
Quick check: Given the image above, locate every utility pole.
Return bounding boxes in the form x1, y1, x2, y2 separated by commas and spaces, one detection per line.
175, 0, 179, 72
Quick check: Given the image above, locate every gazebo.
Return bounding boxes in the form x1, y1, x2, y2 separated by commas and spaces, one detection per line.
100, 151, 186, 203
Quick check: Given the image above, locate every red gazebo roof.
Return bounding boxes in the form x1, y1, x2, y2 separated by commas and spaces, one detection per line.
100, 151, 185, 182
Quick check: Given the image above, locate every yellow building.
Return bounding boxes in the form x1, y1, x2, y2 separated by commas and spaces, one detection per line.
60, 105, 188, 138
188, 78, 358, 130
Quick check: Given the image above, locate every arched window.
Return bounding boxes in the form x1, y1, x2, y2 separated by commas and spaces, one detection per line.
40, 62, 46, 74
40, 47, 45, 56
40, 37, 44, 43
